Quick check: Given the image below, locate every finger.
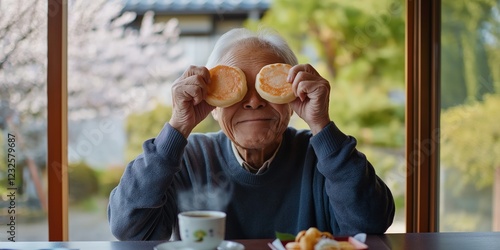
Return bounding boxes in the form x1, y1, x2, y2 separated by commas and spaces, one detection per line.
172, 76, 208, 105
287, 64, 319, 82
183, 78, 208, 105
182, 65, 211, 84
290, 70, 322, 97
293, 80, 316, 102
294, 79, 330, 102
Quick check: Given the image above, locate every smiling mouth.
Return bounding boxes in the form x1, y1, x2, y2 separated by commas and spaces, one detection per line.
238, 118, 272, 123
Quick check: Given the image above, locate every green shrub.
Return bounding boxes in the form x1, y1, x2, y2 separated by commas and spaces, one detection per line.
99, 166, 125, 198
68, 161, 99, 203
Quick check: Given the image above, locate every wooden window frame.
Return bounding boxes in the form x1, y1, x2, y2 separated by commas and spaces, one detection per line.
45, 0, 441, 239
405, 0, 441, 232
47, 0, 68, 241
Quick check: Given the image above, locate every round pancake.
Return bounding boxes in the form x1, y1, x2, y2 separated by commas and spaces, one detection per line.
206, 65, 247, 107
255, 63, 295, 104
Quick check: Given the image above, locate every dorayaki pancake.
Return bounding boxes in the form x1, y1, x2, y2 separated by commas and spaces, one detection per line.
255, 63, 296, 104
206, 65, 247, 107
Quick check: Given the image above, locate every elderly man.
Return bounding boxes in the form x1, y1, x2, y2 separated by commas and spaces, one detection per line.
108, 28, 395, 241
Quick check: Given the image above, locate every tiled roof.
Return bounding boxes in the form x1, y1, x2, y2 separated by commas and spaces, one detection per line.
121, 0, 271, 15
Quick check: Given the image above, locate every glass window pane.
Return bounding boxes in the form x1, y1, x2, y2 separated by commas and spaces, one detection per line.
440, 0, 500, 232
66, 0, 210, 240
251, 0, 406, 232
67, 0, 406, 239
66, 0, 266, 240
0, 0, 48, 241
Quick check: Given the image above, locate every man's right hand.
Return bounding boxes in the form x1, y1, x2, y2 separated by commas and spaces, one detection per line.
169, 66, 215, 138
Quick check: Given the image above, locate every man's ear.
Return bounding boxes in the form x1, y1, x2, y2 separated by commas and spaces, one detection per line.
211, 108, 219, 121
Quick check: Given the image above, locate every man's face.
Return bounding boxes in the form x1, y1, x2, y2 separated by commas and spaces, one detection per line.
212, 42, 292, 150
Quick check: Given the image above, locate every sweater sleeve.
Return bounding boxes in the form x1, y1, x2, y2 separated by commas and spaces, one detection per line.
107, 123, 187, 241
311, 122, 395, 235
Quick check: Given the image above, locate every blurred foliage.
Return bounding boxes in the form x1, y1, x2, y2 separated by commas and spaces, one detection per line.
98, 165, 125, 198
331, 83, 404, 147
440, 168, 493, 231
247, 0, 406, 148
68, 161, 100, 203
125, 102, 220, 163
70, 196, 100, 212
441, 94, 500, 188
440, 0, 500, 231
441, 0, 499, 108
359, 146, 405, 219
441, 211, 490, 232
249, 0, 405, 85
125, 102, 171, 163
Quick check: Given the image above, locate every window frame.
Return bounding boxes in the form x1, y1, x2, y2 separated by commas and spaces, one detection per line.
405, 0, 440, 232
47, 0, 68, 241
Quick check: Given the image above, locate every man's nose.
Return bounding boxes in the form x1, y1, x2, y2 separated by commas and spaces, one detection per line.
242, 84, 266, 109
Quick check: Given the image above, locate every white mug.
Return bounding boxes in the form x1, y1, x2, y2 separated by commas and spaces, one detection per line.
178, 210, 226, 250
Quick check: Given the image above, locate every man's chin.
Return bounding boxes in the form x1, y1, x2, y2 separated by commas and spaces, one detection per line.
234, 136, 276, 149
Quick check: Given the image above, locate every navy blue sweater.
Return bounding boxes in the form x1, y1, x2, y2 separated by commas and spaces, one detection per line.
108, 122, 395, 240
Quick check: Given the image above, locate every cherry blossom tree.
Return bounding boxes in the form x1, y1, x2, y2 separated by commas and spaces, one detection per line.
0, 0, 187, 206
1, 0, 186, 122
67, 0, 187, 119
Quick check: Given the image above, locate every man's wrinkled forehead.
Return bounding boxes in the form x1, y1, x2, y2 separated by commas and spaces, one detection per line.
218, 39, 285, 67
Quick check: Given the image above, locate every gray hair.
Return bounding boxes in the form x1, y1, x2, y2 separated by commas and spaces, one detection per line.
205, 28, 298, 68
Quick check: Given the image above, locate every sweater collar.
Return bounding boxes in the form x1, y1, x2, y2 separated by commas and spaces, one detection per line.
230, 141, 282, 175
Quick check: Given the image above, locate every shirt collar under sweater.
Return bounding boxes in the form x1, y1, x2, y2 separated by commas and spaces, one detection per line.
231, 141, 281, 175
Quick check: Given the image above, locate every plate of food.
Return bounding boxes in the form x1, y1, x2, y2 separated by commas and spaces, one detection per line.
155, 240, 245, 250
268, 227, 368, 250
